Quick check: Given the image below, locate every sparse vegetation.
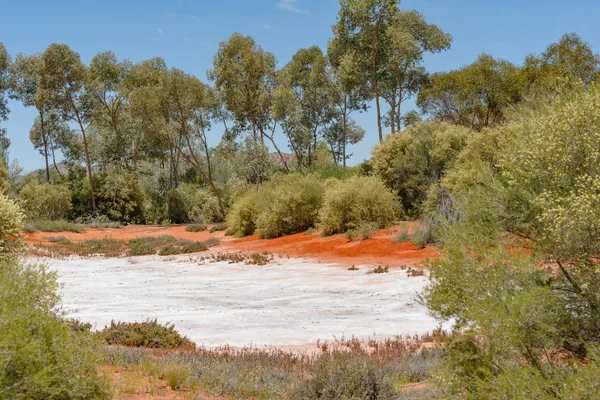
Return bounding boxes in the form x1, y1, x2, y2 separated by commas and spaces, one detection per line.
368, 266, 390, 274
186, 223, 207, 232
98, 320, 195, 349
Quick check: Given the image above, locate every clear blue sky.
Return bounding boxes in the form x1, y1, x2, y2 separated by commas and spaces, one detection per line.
1, 0, 598, 172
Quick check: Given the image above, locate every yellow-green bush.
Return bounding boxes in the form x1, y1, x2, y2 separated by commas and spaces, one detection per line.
227, 190, 262, 237
167, 184, 221, 224
19, 181, 72, 220
371, 121, 471, 217
319, 176, 398, 235
96, 170, 145, 223
0, 162, 8, 195
255, 174, 324, 239
0, 194, 23, 261
228, 173, 325, 238
0, 262, 110, 399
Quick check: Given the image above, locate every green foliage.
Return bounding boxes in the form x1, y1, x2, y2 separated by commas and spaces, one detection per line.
319, 176, 398, 235
209, 222, 228, 233
424, 82, 600, 398
19, 181, 72, 220
167, 184, 221, 224
98, 320, 194, 349
255, 174, 325, 239
186, 223, 207, 232
0, 161, 8, 195
23, 219, 85, 233
371, 121, 471, 217
0, 194, 24, 261
0, 261, 109, 399
229, 173, 325, 238
294, 352, 396, 399
95, 170, 144, 222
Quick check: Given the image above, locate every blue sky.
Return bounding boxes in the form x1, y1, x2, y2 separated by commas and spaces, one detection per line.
1, 0, 599, 172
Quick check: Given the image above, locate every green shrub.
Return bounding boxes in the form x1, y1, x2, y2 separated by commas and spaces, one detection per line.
23, 219, 85, 233
158, 242, 209, 256
0, 194, 24, 261
0, 162, 8, 195
167, 184, 222, 224
96, 170, 145, 223
371, 121, 471, 217
228, 173, 324, 238
98, 320, 194, 349
127, 241, 155, 256
255, 174, 324, 239
319, 176, 398, 235
227, 190, 262, 237
210, 222, 228, 233
19, 181, 72, 220
186, 223, 207, 232
294, 352, 396, 399
0, 262, 110, 399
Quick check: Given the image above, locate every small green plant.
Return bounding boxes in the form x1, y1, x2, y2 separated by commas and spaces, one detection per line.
368, 266, 390, 274
358, 223, 377, 240
346, 229, 357, 241
23, 219, 85, 233
348, 265, 359, 271
127, 241, 155, 256
186, 224, 207, 232
305, 227, 316, 235
98, 320, 195, 349
210, 223, 228, 233
247, 252, 273, 266
407, 267, 425, 277
224, 228, 236, 236
44, 235, 70, 244
162, 364, 191, 390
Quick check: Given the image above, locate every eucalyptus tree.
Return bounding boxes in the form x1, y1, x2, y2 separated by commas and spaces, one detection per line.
209, 33, 274, 141
327, 42, 369, 167
29, 113, 77, 179
332, 0, 399, 142
271, 82, 309, 167
0, 42, 10, 165
524, 33, 600, 86
209, 33, 289, 171
40, 44, 97, 212
417, 55, 524, 130
130, 67, 226, 218
9, 53, 59, 181
281, 46, 333, 167
87, 51, 133, 168
381, 10, 451, 134
322, 117, 365, 165
126, 57, 170, 173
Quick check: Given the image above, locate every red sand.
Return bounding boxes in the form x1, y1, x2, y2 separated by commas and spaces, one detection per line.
25, 223, 438, 267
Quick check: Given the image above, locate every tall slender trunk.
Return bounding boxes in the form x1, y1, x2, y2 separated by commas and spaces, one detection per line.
40, 113, 50, 183
68, 93, 96, 213
396, 88, 402, 132
372, 30, 383, 142
342, 97, 347, 168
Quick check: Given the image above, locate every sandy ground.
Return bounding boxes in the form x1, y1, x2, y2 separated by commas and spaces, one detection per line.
42, 255, 440, 348
26, 222, 439, 267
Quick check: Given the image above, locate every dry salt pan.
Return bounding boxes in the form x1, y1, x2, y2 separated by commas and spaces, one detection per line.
41, 255, 441, 347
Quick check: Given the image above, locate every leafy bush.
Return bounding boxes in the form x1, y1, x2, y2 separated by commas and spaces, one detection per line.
186, 223, 207, 232
0, 162, 8, 195
227, 190, 262, 237
96, 170, 145, 223
0, 262, 110, 399
294, 352, 396, 399
167, 184, 222, 224
19, 181, 72, 220
98, 320, 194, 349
371, 121, 471, 217
0, 194, 24, 261
255, 174, 324, 238
158, 242, 208, 256
210, 222, 228, 233
319, 176, 398, 235
23, 219, 85, 233
228, 173, 324, 238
